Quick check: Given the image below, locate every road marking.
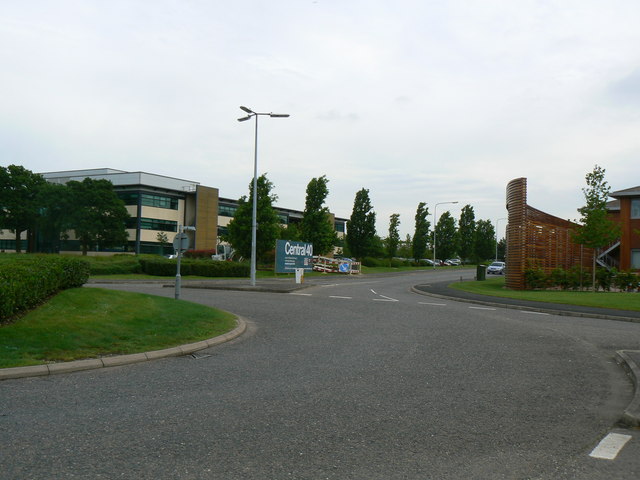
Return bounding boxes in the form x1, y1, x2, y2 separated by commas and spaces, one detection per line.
589, 433, 632, 460
521, 311, 549, 316
290, 293, 312, 296
469, 306, 496, 311
419, 302, 447, 306
370, 289, 377, 294
329, 296, 352, 299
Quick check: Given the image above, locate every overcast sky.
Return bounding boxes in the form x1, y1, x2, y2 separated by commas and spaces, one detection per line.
2, 0, 639, 239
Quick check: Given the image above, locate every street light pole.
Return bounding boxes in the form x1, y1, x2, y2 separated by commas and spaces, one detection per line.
238, 106, 290, 286
495, 217, 507, 262
433, 201, 458, 270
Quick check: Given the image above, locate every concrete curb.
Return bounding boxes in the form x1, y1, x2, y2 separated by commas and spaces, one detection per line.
0, 316, 247, 381
615, 350, 640, 427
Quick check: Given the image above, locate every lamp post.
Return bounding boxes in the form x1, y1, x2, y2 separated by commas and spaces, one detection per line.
495, 217, 507, 261
433, 201, 458, 270
238, 106, 290, 286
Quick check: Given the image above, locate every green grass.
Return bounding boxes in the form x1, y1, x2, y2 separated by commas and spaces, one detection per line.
451, 277, 640, 311
0, 287, 237, 368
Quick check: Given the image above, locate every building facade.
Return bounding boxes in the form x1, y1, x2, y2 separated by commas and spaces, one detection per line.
0, 168, 347, 256
606, 186, 640, 270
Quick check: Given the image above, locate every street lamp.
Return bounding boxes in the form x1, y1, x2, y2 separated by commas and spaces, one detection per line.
238, 106, 290, 286
433, 201, 458, 270
495, 217, 507, 262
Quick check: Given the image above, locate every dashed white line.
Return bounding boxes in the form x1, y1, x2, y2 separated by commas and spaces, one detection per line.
468, 306, 496, 311
419, 302, 447, 306
589, 433, 632, 460
289, 293, 312, 296
521, 311, 549, 316
329, 295, 352, 299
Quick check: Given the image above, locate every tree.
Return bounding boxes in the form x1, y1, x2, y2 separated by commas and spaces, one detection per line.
0, 165, 47, 252
156, 231, 169, 254
474, 219, 496, 261
36, 182, 73, 253
457, 204, 476, 263
434, 211, 457, 260
412, 202, 430, 261
66, 178, 130, 255
572, 165, 621, 290
346, 188, 376, 259
385, 213, 401, 258
226, 174, 281, 263
300, 175, 337, 255
397, 234, 413, 258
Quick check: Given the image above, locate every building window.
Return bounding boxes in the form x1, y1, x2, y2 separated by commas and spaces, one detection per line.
219, 203, 237, 217
117, 192, 179, 210
127, 217, 178, 232
631, 199, 640, 219
334, 222, 346, 233
632, 250, 640, 270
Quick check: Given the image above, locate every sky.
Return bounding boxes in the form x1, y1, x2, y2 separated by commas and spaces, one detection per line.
2, 0, 640, 240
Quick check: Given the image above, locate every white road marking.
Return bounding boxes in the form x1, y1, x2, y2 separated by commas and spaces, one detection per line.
377, 294, 398, 302
419, 302, 447, 306
329, 296, 352, 299
521, 311, 549, 316
589, 433, 632, 460
469, 306, 496, 311
290, 293, 312, 296
370, 289, 377, 294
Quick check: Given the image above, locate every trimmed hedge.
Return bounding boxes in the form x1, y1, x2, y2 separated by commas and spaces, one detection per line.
138, 258, 250, 278
88, 257, 142, 275
0, 255, 90, 320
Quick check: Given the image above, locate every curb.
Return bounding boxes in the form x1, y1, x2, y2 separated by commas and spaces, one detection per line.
0, 316, 247, 381
615, 350, 640, 427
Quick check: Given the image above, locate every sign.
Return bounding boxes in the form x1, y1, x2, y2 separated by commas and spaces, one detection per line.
338, 262, 351, 273
172, 233, 190, 252
275, 240, 313, 273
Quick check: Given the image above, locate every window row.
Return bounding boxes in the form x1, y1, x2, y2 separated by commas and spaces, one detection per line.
126, 217, 178, 232
118, 192, 180, 210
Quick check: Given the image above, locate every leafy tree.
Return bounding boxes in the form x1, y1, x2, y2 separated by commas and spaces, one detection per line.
156, 231, 169, 254
385, 213, 401, 258
36, 182, 73, 253
412, 202, 430, 261
0, 165, 47, 252
66, 178, 130, 255
496, 237, 506, 261
474, 219, 496, 261
226, 174, 281, 263
434, 211, 457, 260
300, 175, 337, 255
457, 204, 476, 263
346, 188, 377, 259
279, 222, 302, 241
572, 165, 621, 290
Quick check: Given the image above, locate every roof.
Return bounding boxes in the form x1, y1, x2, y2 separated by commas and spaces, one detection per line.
606, 199, 620, 212
610, 186, 640, 198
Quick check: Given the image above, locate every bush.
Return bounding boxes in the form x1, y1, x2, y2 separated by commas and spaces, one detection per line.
614, 271, 639, 292
0, 255, 90, 320
524, 263, 548, 289
596, 268, 615, 292
138, 258, 250, 278
183, 249, 216, 259
88, 257, 142, 275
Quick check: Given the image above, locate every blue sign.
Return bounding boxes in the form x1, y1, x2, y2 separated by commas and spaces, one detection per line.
338, 262, 350, 273
275, 240, 314, 273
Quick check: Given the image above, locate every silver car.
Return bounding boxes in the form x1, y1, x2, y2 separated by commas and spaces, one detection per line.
487, 261, 505, 275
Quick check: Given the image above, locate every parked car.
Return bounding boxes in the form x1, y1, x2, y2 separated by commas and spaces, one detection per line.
446, 258, 461, 266
487, 261, 506, 275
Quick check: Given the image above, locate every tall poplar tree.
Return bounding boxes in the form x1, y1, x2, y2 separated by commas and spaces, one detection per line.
434, 211, 458, 260
457, 204, 476, 264
346, 188, 376, 259
412, 202, 430, 261
474, 219, 496, 262
300, 175, 337, 256
386, 213, 401, 258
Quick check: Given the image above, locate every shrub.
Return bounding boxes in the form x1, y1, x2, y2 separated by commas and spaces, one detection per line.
524, 262, 548, 289
0, 255, 90, 320
614, 271, 639, 292
595, 268, 615, 292
183, 249, 216, 259
88, 257, 142, 275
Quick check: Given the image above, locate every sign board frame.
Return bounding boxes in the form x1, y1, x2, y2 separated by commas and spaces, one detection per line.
275, 240, 313, 273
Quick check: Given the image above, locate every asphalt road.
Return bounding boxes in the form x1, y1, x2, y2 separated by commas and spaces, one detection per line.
2, 269, 640, 479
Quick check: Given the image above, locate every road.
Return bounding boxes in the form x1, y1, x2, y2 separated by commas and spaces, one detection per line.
2, 269, 640, 479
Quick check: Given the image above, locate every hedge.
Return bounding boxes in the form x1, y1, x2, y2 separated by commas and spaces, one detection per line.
0, 255, 90, 320
138, 258, 250, 278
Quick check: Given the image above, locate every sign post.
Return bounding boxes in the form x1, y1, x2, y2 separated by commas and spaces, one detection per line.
173, 227, 195, 300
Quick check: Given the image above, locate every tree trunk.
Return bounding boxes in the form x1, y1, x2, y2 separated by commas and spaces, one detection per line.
14, 230, 22, 253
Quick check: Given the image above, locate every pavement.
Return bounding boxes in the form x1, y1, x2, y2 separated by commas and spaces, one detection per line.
2, 275, 640, 427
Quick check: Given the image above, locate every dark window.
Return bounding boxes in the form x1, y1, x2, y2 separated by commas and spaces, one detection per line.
219, 203, 237, 217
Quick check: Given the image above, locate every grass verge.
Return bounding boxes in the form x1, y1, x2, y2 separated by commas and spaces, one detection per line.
450, 276, 640, 312
0, 287, 237, 368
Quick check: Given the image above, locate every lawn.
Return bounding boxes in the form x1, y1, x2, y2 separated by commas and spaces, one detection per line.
451, 276, 640, 312
0, 287, 237, 368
